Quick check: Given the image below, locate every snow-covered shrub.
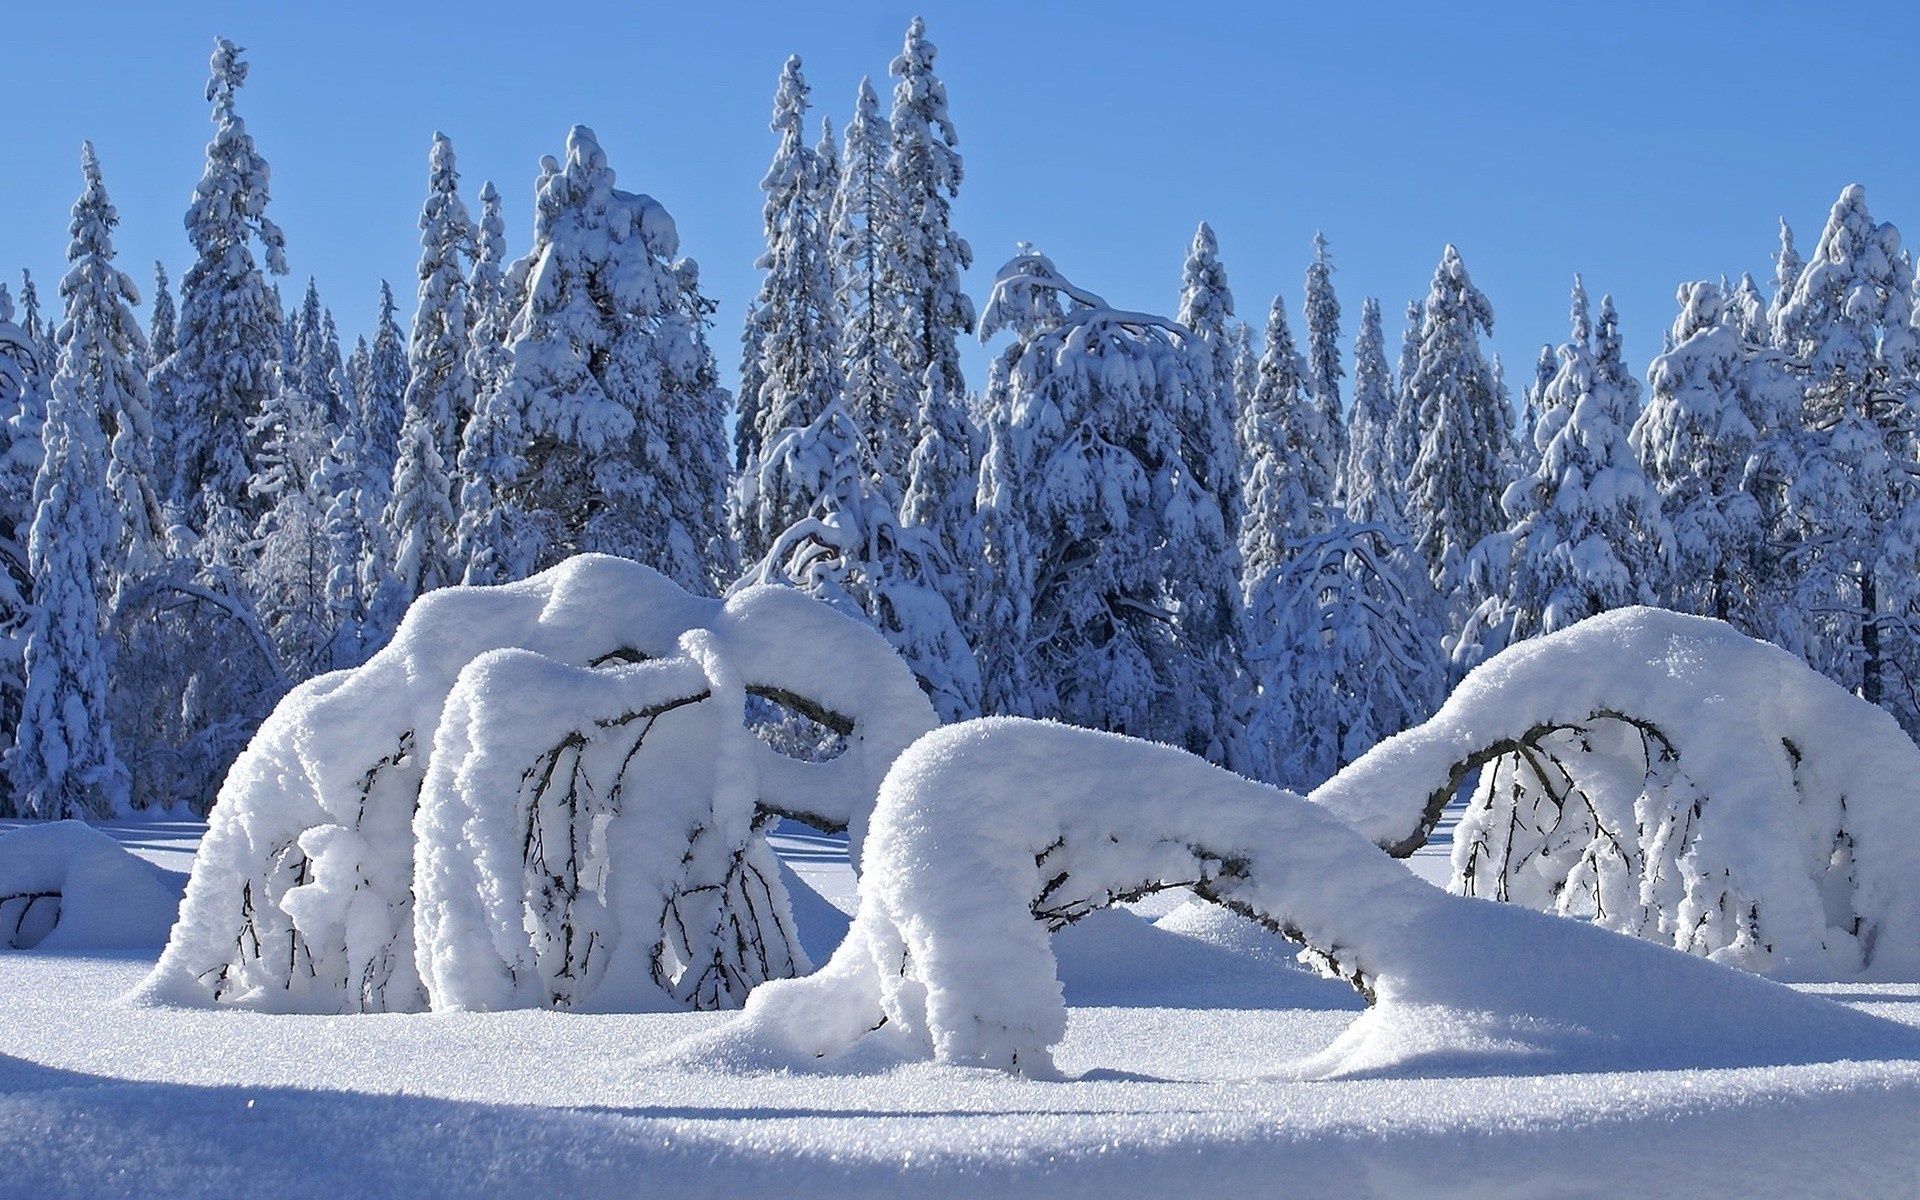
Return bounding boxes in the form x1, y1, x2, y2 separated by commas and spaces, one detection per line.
141, 555, 935, 1014
695, 717, 1902, 1078
1312, 606, 1920, 977
0, 821, 178, 950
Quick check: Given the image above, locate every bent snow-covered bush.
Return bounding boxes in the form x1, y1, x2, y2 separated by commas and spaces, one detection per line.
1312, 607, 1920, 977
696, 718, 1907, 1078
142, 555, 935, 1014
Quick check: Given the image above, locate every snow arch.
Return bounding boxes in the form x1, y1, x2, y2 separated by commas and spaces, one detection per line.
1310, 607, 1920, 976
141, 555, 936, 1014
701, 717, 1913, 1078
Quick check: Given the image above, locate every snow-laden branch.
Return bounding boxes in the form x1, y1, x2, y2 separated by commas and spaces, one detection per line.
141, 555, 935, 1014
685, 717, 1909, 1078
1311, 607, 1920, 976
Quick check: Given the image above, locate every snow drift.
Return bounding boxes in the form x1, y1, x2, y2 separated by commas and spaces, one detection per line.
141, 555, 935, 1014
695, 717, 1917, 1078
0, 821, 178, 950
1312, 607, 1920, 976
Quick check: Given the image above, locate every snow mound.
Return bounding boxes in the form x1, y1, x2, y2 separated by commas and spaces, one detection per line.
686, 718, 1920, 1078
141, 555, 935, 1014
0, 821, 178, 950
1313, 606, 1920, 976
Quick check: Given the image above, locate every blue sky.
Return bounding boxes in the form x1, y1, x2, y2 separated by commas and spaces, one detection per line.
7, 1, 1920, 404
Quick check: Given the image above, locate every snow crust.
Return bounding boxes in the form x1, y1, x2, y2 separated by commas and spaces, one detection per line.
6, 825, 1920, 1195
0, 820, 178, 950
1314, 606, 1920, 975
142, 555, 934, 1014
693, 716, 1918, 1078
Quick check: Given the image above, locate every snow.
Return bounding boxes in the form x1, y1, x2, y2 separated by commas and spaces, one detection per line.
1314, 606, 1920, 976
0, 820, 178, 950
142, 554, 934, 1014
0, 812, 1916, 1194
695, 714, 1920, 1084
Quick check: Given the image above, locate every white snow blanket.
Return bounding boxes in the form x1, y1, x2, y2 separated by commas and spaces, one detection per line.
694, 717, 1917, 1077
1313, 607, 1920, 976
141, 555, 935, 1014
0, 821, 178, 950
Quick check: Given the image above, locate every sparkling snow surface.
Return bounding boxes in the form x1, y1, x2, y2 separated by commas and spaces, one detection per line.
2, 824, 1919, 1196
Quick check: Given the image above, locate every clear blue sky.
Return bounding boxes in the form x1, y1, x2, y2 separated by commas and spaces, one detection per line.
7, 1, 1920, 404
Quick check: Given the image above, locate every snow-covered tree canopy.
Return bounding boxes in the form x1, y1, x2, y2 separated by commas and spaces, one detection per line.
697, 714, 1903, 1079
143, 555, 936, 1015
1312, 606, 1920, 977
975, 250, 1239, 760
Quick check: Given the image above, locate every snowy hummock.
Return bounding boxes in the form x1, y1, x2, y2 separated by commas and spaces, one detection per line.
0, 821, 178, 950
141, 555, 934, 1015
1313, 606, 1920, 976
687, 716, 1917, 1079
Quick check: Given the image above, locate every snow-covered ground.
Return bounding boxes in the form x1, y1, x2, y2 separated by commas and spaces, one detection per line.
2, 819, 1918, 1197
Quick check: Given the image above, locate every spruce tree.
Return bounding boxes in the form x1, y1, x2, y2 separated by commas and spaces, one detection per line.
831, 76, 910, 482
151, 37, 287, 525
1770, 185, 1919, 723
1302, 231, 1346, 497
974, 250, 1239, 761
1341, 297, 1402, 527
456, 179, 518, 586
1404, 245, 1508, 590
148, 263, 176, 366
493, 125, 729, 592
735, 58, 845, 563
1176, 221, 1243, 534
1632, 281, 1773, 626
1492, 287, 1671, 645
12, 144, 141, 818
391, 132, 473, 597
886, 17, 974, 401
1238, 296, 1326, 590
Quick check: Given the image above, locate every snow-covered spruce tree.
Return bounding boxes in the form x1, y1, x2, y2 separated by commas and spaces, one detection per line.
45, 148, 163, 588
493, 125, 729, 592
1238, 295, 1329, 590
1769, 185, 1920, 728
974, 250, 1240, 759
832, 76, 910, 483
734, 58, 845, 564
1341, 297, 1403, 528
1594, 293, 1642, 429
1387, 298, 1422, 484
1514, 342, 1556, 477
1404, 245, 1510, 592
1243, 519, 1445, 789
290, 278, 344, 427
147, 263, 176, 367
1303, 231, 1346, 499
885, 17, 974, 405
1459, 284, 1670, 671
312, 418, 381, 669
1730, 270, 1769, 347
404, 133, 476, 491
387, 132, 474, 600
150, 37, 287, 524
386, 414, 458, 600
742, 399, 980, 721
246, 366, 335, 680
0, 291, 35, 743
455, 179, 519, 587
1768, 216, 1802, 348
899, 365, 976, 608
1631, 281, 1774, 627
359, 282, 408, 517
1175, 221, 1243, 537
10, 146, 151, 819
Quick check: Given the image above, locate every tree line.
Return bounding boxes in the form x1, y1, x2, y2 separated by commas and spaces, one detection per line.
1, 24, 1912, 818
